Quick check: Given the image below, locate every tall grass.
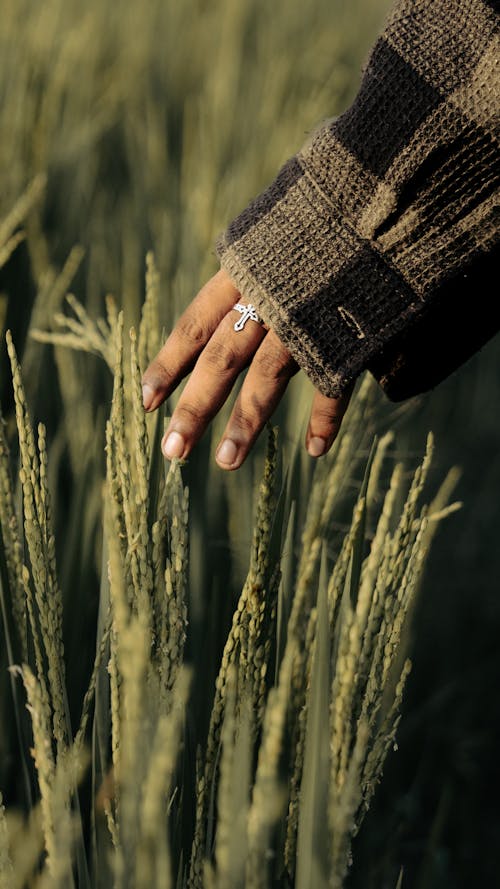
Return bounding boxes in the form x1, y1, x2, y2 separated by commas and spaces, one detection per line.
0, 277, 457, 885
2, 0, 491, 885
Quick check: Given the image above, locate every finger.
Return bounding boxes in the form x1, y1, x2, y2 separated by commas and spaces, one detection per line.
305, 386, 353, 457
161, 308, 267, 460
215, 330, 298, 470
141, 269, 239, 412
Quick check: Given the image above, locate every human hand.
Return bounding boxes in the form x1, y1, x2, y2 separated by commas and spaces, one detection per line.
141, 269, 352, 470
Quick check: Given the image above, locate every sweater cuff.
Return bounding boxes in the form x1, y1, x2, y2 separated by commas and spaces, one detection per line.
216, 156, 420, 398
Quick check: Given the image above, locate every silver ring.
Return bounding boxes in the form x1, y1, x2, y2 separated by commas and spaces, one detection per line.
232, 302, 264, 332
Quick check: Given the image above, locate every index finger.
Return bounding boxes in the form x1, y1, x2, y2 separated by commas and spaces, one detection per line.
141, 269, 239, 411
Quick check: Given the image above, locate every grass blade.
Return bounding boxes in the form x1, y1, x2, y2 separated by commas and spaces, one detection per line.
0, 520, 33, 811
296, 544, 331, 889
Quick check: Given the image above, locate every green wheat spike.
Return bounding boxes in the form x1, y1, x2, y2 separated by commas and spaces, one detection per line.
138, 251, 161, 373
0, 405, 27, 659
7, 333, 69, 753
0, 794, 13, 889
295, 545, 331, 889
188, 428, 279, 889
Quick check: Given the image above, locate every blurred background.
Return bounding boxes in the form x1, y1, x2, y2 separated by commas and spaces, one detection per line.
1, 0, 499, 886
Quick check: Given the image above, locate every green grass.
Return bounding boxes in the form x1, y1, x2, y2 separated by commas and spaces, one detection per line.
0, 316, 456, 886
1, 0, 500, 886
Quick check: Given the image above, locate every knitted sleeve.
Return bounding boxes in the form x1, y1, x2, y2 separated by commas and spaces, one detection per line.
216, 0, 499, 401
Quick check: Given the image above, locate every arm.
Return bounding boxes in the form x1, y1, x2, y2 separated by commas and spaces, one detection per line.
216, 0, 499, 400
142, 0, 499, 468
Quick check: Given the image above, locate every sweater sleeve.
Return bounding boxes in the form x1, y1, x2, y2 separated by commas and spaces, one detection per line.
215, 0, 499, 401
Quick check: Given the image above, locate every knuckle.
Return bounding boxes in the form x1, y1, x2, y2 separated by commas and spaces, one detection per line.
203, 340, 240, 376
176, 402, 204, 425
144, 357, 173, 390
177, 313, 209, 347
314, 405, 343, 426
231, 404, 259, 436
254, 346, 295, 380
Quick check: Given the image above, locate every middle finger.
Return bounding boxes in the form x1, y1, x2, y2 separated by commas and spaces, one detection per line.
215, 330, 299, 470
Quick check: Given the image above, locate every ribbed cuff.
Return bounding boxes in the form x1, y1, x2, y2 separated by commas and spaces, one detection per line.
216, 157, 421, 398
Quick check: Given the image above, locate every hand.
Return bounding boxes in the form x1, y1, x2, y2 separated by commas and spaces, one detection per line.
141, 269, 352, 470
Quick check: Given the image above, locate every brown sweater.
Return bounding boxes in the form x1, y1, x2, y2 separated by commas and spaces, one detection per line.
216, 0, 499, 401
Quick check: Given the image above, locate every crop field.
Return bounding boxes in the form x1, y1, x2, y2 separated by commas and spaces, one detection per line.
1, 1, 499, 887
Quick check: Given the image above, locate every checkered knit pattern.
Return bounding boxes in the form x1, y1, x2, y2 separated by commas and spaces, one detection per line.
216, 0, 499, 400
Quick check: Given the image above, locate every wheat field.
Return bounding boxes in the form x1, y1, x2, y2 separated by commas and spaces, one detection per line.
1, 1, 499, 887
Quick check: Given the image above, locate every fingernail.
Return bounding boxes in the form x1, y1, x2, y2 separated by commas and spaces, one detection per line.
307, 436, 326, 457
163, 431, 185, 459
216, 439, 238, 466
142, 383, 155, 411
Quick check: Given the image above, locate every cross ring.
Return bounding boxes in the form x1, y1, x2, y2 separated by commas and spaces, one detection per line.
232, 303, 264, 332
